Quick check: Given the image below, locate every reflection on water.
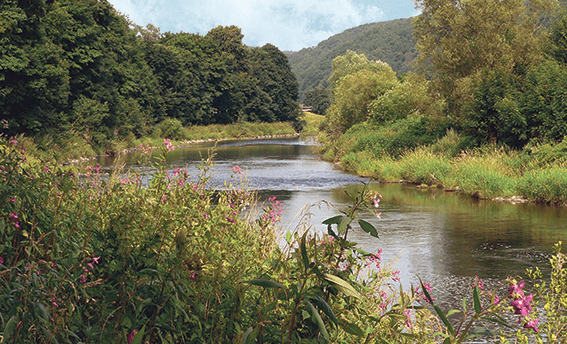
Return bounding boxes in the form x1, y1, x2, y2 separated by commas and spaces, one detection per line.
89, 137, 566, 339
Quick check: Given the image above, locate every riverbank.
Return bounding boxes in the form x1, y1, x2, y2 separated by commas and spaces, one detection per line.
15, 120, 299, 165
319, 123, 567, 206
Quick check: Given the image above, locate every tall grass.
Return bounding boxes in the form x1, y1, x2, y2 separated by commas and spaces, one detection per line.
325, 125, 567, 203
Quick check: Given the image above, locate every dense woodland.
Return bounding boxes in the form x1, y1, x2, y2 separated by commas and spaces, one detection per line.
286, 18, 416, 100
0, 0, 301, 152
315, 0, 567, 149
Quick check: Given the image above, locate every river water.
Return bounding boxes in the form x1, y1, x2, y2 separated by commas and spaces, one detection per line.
90, 136, 566, 339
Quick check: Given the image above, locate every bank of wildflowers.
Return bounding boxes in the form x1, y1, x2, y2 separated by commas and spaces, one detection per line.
0, 137, 565, 343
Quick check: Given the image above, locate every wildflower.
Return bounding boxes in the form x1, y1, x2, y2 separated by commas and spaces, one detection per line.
473, 276, 484, 290
204, 213, 210, 220
524, 318, 539, 332
127, 330, 138, 344
0, 257, 3, 264
9, 137, 17, 145
403, 309, 412, 328
372, 198, 380, 208
9, 212, 18, 221
80, 274, 87, 283
232, 165, 242, 174
511, 293, 533, 316
189, 271, 196, 280
375, 212, 381, 219
508, 281, 525, 299
164, 139, 175, 151
9, 196, 16, 203
51, 298, 59, 308
92, 256, 101, 264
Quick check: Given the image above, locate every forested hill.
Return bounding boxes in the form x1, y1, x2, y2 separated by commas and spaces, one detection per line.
286, 18, 416, 98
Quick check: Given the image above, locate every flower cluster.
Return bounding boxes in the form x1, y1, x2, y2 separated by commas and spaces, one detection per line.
140, 143, 152, 156
232, 165, 242, 174
80, 256, 101, 284
163, 139, 175, 152
371, 193, 382, 219
508, 280, 538, 332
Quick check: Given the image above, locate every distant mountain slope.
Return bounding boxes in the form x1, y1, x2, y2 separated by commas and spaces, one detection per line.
286, 18, 417, 98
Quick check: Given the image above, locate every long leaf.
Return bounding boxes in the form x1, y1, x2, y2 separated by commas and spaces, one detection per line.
243, 279, 286, 289
300, 231, 309, 271
338, 319, 364, 337
358, 219, 379, 238
4, 315, 18, 342
322, 215, 343, 225
241, 326, 259, 344
304, 300, 329, 341
473, 286, 482, 314
480, 316, 512, 328
433, 305, 454, 336
337, 216, 352, 233
324, 274, 359, 299
130, 325, 146, 344
309, 295, 338, 326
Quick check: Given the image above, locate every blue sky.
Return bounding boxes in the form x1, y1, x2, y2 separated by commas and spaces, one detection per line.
107, 0, 420, 51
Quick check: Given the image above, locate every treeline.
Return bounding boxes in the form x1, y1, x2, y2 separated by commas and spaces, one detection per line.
322, 0, 567, 149
286, 18, 416, 99
0, 0, 300, 152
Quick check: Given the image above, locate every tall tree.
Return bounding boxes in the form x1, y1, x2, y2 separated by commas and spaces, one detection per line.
413, 0, 557, 117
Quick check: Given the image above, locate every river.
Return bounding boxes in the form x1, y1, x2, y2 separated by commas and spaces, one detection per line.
89, 136, 566, 340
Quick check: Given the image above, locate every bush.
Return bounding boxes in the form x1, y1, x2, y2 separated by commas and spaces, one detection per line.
158, 118, 187, 140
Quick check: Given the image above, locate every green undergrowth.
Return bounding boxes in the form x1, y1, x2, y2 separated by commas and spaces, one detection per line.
1, 138, 565, 343
14, 120, 297, 164
321, 123, 567, 204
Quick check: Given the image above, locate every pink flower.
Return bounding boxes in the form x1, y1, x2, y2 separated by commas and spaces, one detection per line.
511, 293, 533, 316
508, 281, 525, 298
232, 165, 242, 174
372, 199, 380, 208
524, 319, 539, 332
128, 330, 138, 344
9, 196, 16, 203
80, 274, 86, 283
403, 309, 412, 328
0, 257, 4, 264
9, 212, 18, 221
189, 271, 196, 280
164, 139, 175, 151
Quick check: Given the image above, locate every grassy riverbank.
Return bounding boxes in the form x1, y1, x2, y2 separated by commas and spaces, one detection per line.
319, 122, 567, 205
14, 120, 298, 164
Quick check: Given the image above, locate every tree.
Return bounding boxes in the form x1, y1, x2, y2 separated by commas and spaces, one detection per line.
250, 44, 300, 122
413, 0, 557, 118
324, 52, 398, 137
303, 86, 331, 116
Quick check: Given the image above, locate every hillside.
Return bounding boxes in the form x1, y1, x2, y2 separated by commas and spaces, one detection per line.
286, 18, 416, 98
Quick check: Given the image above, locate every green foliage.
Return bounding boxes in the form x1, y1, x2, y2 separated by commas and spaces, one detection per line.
1, 2, 300, 152
303, 86, 331, 116
369, 74, 439, 124
324, 51, 398, 137
158, 118, 187, 140
286, 18, 417, 97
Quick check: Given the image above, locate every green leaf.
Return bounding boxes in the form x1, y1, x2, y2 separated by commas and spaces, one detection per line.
243, 279, 286, 289
285, 230, 292, 243
433, 305, 455, 336
324, 273, 360, 299
4, 315, 18, 342
300, 231, 309, 271
241, 326, 259, 344
309, 295, 337, 326
473, 285, 482, 314
304, 300, 329, 341
446, 309, 463, 317
33, 302, 50, 322
480, 316, 512, 328
358, 219, 378, 238
322, 215, 343, 225
339, 320, 364, 337
337, 216, 352, 233
130, 325, 146, 344
462, 297, 467, 312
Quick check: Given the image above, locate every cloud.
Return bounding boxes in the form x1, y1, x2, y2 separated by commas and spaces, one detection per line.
108, 0, 385, 51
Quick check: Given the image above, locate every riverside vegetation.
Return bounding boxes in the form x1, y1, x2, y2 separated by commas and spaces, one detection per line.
316, 0, 567, 205
1, 137, 567, 343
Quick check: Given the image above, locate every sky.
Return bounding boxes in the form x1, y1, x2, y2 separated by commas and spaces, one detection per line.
107, 0, 420, 52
